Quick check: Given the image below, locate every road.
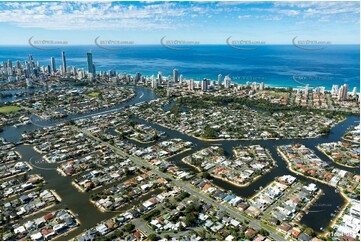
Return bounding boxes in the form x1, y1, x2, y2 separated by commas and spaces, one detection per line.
74, 127, 286, 241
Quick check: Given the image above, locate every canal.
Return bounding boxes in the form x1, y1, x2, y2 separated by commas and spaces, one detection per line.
1, 86, 359, 237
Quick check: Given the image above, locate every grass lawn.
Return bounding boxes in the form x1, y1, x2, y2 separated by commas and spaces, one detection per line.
86, 91, 101, 97
0, 105, 21, 113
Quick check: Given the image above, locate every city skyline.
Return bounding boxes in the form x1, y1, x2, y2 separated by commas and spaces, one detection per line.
0, 2, 359, 241
2, 49, 358, 94
0, 1, 359, 45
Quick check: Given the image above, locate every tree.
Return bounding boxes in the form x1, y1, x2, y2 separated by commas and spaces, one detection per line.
201, 172, 211, 179
21, 174, 28, 183
128, 120, 138, 127
202, 125, 218, 139
320, 126, 331, 135
66, 119, 75, 125
304, 227, 315, 236
123, 223, 135, 233
185, 213, 197, 227
170, 104, 181, 115
258, 228, 269, 236
147, 234, 158, 241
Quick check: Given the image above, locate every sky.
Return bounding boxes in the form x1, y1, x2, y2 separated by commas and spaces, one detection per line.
0, 1, 359, 45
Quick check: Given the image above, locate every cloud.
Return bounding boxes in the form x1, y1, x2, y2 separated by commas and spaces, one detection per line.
0, 1, 358, 31
238, 15, 252, 19
0, 1, 192, 30
273, 1, 359, 16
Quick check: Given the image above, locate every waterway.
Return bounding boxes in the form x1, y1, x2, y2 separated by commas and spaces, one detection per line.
0, 86, 157, 240
132, 114, 359, 232
0, 86, 359, 238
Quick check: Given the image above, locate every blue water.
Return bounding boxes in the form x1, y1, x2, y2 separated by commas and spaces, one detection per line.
0, 45, 359, 90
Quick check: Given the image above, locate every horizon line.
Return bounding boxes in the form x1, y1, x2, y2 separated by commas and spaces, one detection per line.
0, 43, 359, 46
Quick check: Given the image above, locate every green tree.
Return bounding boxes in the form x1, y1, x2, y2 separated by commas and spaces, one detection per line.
123, 223, 135, 233
202, 125, 218, 139
257, 228, 269, 236
185, 213, 197, 227
147, 234, 158, 241
170, 104, 181, 115
201, 172, 211, 179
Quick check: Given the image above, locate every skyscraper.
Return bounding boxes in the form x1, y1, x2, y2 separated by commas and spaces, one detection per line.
135, 72, 141, 85
61, 51, 66, 74
92, 64, 96, 75
259, 82, 265, 91
342, 84, 348, 100
337, 84, 348, 101
173, 69, 178, 83
188, 79, 194, 91
151, 75, 158, 89
352, 87, 357, 98
331, 85, 339, 95
218, 74, 222, 86
224, 75, 231, 88
252, 82, 258, 91
305, 84, 309, 95
50, 57, 56, 74
86, 51, 95, 75
201, 78, 208, 91
157, 72, 162, 84
15, 60, 21, 69
72, 66, 77, 75
7, 59, 12, 69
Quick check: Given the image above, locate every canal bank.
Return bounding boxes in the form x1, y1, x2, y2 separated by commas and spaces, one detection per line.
129, 110, 359, 233
1, 86, 359, 236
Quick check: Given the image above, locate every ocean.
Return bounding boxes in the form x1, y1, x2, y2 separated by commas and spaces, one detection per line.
0, 45, 359, 90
